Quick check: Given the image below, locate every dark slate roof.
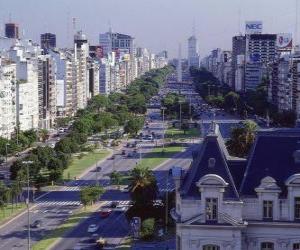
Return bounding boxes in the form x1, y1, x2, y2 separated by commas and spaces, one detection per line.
180, 124, 241, 200
239, 128, 300, 197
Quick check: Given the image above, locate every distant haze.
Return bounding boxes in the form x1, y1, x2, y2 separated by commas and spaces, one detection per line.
0, 0, 299, 58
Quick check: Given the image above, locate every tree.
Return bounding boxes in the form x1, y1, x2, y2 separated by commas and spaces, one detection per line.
129, 166, 158, 206
226, 120, 258, 157
55, 137, 79, 154
224, 91, 240, 112
124, 117, 144, 136
110, 171, 122, 187
80, 186, 104, 208
88, 95, 109, 113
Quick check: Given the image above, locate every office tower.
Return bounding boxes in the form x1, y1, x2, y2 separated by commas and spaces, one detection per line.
231, 35, 246, 90
187, 35, 199, 68
245, 34, 277, 91
177, 44, 182, 83
40, 33, 56, 51
5, 23, 19, 39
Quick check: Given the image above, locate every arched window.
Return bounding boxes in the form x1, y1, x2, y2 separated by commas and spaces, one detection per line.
203, 245, 220, 250
261, 242, 274, 250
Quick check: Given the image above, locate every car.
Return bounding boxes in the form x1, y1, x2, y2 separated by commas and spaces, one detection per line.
127, 152, 133, 158
87, 224, 99, 233
99, 208, 112, 218
31, 220, 42, 228
121, 150, 126, 155
122, 185, 130, 193
96, 237, 107, 249
110, 155, 115, 160
110, 201, 119, 208
114, 205, 126, 212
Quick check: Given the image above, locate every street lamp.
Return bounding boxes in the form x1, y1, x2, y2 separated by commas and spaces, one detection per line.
5, 143, 10, 163
161, 107, 166, 150
22, 160, 33, 250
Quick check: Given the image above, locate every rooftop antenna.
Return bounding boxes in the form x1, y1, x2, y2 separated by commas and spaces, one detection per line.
66, 11, 70, 48
192, 19, 196, 36
296, 0, 299, 46
8, 12, 12, 22
72, 17, 77, 33
238, 0, 242, 35
108, 20, 112, 33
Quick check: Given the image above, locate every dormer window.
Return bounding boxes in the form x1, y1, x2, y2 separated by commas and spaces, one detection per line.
206, 198, 218, 221
263, 200, 273, 220
208, 158, 216, 168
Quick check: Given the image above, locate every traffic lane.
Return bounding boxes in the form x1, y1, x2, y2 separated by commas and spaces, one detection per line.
55, 210, 129, 250
0, 204, 75, 250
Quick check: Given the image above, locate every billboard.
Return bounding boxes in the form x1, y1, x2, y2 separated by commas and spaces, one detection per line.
245, 21, 263, 35
277, 33, 293, 51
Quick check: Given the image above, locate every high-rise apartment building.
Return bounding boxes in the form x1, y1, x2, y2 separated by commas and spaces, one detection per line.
0, 58, 17, 139
38, 54, 57, 129
5, 23, 19, 39
74, 31, 89, 109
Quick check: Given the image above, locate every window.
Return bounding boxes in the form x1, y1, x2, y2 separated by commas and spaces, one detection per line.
294, 243, 300, 250
263, 200, 273, 219
295, 197, 300, 219
203, 245, 220, 250
261, 242, 274, 250
206, 198, 218, 221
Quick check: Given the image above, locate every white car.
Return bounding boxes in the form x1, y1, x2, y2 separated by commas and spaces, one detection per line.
87, 224, 99, 233
114, 205, 126, 212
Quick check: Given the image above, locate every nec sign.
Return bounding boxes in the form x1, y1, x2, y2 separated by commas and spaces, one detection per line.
245, 21, 263, 34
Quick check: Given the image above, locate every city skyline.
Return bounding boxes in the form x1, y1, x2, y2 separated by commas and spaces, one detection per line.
1, 0, 300, 58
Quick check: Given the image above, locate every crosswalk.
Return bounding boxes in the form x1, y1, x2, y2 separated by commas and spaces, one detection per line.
34, 199, 132, 207
35, 200, 81, 206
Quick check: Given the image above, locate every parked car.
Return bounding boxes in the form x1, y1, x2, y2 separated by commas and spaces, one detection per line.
87, 224, 99, 233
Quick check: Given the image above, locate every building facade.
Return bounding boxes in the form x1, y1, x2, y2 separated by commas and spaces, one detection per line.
173, 124, 300, 250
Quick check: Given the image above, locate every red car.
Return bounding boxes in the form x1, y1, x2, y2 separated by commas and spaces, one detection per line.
99, 208, 112, 218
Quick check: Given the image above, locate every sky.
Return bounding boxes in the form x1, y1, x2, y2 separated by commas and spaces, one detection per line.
0, 0, 299, 58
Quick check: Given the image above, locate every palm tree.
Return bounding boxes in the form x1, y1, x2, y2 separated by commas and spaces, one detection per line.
226, 120, 258, 157
39, 129, 49, 143
129, 166, 158, 206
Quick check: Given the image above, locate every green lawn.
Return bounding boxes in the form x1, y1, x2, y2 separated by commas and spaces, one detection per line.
63, 150, 110, 180
0, 203, 27, 223
137, 145, 184, 169
165, 127, 200, 140
32, 205, 96, 250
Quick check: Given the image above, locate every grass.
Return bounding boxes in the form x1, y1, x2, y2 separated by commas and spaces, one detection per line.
32, 205, 96, 250
165, 127, 200, 140
0, 203, 27, 223
136, 145, 184, 169
63, 150, 110, 180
